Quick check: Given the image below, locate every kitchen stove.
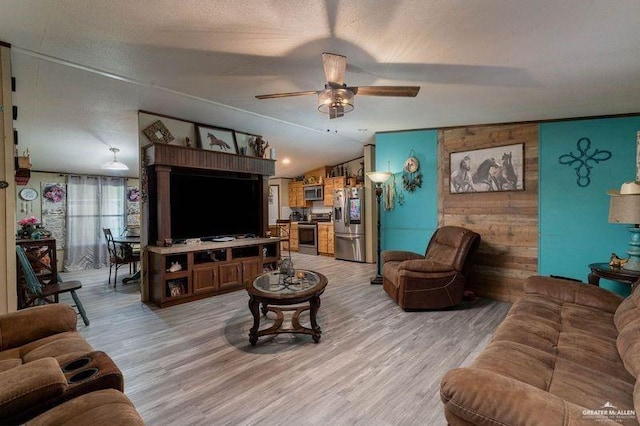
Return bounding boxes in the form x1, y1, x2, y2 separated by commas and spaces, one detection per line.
297, 213, 331, 255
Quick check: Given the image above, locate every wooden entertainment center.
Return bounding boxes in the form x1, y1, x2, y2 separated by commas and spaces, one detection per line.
148, 238, 280, 307
144, 142, 278, 307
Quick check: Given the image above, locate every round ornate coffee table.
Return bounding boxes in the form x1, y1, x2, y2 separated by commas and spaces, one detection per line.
247, 269, 328, 345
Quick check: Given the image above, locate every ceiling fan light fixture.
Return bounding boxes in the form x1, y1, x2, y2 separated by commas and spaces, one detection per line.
317, 88, 354, 118
101, 147, 129, 171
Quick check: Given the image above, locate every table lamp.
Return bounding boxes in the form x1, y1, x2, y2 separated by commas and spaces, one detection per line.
607, 181, 640, 271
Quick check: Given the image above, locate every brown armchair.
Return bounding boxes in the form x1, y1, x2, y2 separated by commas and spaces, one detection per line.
381, 226, 481, 310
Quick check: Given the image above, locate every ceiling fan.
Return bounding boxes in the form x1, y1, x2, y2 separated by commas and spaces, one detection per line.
255, 52, 420, 119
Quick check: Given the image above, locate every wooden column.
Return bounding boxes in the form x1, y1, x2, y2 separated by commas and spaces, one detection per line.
154, 165, 172, 246
363, 144, 376, 264
260, 176, 268, 237
0, 41, 17, 313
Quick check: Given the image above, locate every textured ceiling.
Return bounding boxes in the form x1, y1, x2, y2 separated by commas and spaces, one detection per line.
2, 0, 640, 178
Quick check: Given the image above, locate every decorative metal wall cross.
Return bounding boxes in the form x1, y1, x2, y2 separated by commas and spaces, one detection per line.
558, 137, 612, 187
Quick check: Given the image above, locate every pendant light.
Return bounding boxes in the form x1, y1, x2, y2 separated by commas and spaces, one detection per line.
101, 147, 129, 171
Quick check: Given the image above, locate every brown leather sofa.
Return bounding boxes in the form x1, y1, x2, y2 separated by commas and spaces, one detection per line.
381, 226, 480, 310
25, 389, 145, 425
0, 304, 134, 424
440, 275, 640, 424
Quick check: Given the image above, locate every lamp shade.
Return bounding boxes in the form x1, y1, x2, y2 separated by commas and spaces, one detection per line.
608, 195, 640, 224
317, 88, 354, 117
366, 171, 392, 184
101, 147, 129, 171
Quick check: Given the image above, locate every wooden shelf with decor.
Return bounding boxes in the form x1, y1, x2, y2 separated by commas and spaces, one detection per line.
15, 155, 32, 185
148, 238, 280, 308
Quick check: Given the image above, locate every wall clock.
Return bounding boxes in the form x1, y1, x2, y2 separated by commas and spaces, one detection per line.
19, 188, 38, 201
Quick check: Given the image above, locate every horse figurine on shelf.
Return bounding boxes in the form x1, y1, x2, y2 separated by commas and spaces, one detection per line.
451, 155, 475, 193
472, 157, 501, 191
207, 133, 232, 151
495, 151, 519, 190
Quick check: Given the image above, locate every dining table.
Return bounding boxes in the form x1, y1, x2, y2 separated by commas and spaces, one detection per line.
113, 235, 141, 284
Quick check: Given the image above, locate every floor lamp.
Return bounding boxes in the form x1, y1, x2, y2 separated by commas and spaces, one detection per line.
367, 171, 392, 284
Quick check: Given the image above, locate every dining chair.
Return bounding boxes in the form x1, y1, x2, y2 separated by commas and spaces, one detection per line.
15, 245, 90, 326
103, 228, 140, 287
276, 219, 291, 258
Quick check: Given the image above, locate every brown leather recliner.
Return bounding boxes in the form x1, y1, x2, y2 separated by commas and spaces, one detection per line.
381, 226, 481, 310
0, 304, 125, 424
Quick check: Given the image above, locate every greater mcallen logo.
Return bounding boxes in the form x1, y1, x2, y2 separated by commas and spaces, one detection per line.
582, 402, 636, 422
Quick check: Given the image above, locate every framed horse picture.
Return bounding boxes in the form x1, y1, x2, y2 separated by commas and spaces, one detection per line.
450, 143, 524, 193
196, 125, 238, 154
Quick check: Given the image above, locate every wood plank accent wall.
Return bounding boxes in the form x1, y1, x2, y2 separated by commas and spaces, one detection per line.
439, 123, 539, 302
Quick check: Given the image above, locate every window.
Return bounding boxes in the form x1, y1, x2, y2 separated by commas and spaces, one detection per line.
64, 175, 125, 271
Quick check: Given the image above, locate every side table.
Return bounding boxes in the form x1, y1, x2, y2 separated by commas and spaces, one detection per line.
588, 263, 640, 289
16, 238, 58, 309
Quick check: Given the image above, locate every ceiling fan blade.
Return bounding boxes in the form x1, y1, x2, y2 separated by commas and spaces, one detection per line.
322, 52, 347, 86
255, 91, 317, 99
351, 86, 420, 97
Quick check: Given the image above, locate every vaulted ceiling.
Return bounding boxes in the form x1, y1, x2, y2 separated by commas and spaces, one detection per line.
2, 1, 640, 178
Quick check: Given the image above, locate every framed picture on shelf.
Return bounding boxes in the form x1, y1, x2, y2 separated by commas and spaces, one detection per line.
142, 120, 175, 144
449, 143, 524, 194
236, 131, 261, 156
196, 125, 238, 154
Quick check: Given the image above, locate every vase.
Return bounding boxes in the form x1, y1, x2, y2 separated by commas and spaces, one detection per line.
21, 224, 37, 238
279, 258, 294, 277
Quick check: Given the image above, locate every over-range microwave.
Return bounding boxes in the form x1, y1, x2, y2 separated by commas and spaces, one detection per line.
303, 184, 324, 201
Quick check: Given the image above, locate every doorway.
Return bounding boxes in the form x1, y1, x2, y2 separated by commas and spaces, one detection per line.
268, 185, 280, 224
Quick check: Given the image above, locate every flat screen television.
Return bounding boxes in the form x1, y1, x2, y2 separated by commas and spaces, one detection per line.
169, 170, 261, 241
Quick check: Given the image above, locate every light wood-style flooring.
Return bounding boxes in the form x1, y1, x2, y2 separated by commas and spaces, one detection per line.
59, 252, 512, 426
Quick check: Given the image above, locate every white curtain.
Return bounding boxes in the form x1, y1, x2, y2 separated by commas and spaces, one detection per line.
64, 175, 125, 271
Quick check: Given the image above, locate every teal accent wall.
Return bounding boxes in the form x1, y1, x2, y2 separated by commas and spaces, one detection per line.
539, 117, 640, 295
375, 130, 438, 254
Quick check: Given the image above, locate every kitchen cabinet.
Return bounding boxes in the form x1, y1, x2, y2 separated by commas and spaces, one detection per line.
323, 176, 346, 207
290, 223, 299, 251
327, 225, 335, 255
218, 262, 242, 290
317, 223, 334, 256
288, 181, 309, 208
305, 166, 331, 183
193, 264, 218, 294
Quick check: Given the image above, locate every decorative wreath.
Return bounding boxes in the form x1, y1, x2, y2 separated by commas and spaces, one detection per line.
43, 183, 66, 203
127, 187, 140, 202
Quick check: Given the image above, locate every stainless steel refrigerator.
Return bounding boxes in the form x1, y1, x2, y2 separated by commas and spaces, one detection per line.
333, 187, 366, 262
